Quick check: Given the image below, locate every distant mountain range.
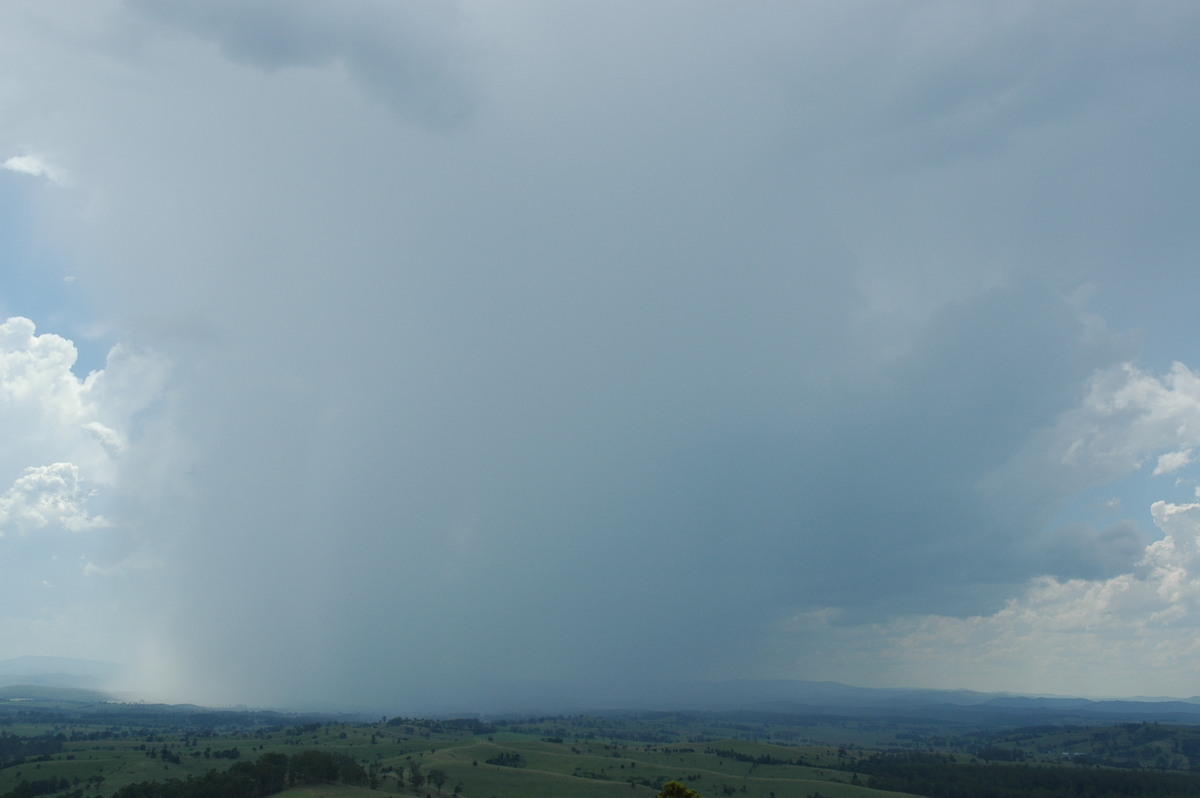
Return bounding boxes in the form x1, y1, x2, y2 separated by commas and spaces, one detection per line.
621, 679, 1200, 725
5, 657, 1200, 725
430, 678, 1200, 725
0, 656, 120, 690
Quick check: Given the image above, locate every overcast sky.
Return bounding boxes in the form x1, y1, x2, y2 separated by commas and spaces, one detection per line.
2, 1, 1200, 711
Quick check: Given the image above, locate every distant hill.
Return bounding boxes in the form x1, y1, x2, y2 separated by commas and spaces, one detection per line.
649, 679, 1200, 725
0, 683, 112, 703
0, 656, 121, 690
438, 678, 1200, 726
5, 658, 1200, 727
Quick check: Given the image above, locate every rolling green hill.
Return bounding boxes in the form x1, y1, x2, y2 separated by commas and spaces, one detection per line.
2, 702, 1200, 798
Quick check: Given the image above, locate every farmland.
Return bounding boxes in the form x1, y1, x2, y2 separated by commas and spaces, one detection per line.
4, 689, 1200, 798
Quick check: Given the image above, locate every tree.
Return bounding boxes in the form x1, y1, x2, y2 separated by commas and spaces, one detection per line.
408, 761, 426, 792
659, 781, 703, 798
291, 750, 339, 784
254, 752, 289, 794
289, 750, 366, 786
428, 768, 447, 794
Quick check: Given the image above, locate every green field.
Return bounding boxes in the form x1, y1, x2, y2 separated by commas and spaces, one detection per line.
4, 692, 1200, 798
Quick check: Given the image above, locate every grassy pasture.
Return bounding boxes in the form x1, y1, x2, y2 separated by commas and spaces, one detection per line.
7, 699, 1200, 798
277, 788, 383, 798
0, 710, 924, 798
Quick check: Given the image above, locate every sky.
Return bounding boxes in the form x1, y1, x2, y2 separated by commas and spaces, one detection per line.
2, 1, 1200, 711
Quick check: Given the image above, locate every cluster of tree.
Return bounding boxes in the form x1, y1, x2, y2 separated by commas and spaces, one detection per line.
0, 776, 72, 798
484, 751, 524, 767
1063, 754, 1144, 770
0, 702, 308, 734
66, 729, 120, 742
501, 714, 683, 744
433, 718, 499, 735
974, 746, 1027, 762
384, 716, 499, 736
658, 782, 702, 798
0, 732, 65, 769
959, 721, 1200, 770
111, 750, 366, 798
855, 751, 1200, 798
400, 762, 448, 793
704, 747, 805, 767
284, 723, 323, 737
1, 774, 104, 798
147, 745, 181, 764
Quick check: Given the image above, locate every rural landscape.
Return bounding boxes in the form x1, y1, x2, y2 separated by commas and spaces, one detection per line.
5, 5, 1200, 798
5, 682, 1200, 798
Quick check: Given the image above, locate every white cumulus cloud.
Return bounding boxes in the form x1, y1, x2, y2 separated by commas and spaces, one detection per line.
1, 154, 65, 183
1064, 363, 1200, 476
986, 361, 1200, 509
0, 462, 110, 536
775, 499, 1200, 697
0, 317, 174, 668
1154, 448, 1194, 476
874, 500, 1200, 695
0, 316, 169, 487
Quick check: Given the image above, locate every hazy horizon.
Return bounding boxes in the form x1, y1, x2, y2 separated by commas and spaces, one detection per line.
3, 1, 1200, 710
8, 655, 1200, 717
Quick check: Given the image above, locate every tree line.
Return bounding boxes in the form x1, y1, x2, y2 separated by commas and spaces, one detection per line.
853, 751, 1200, 798
0, 732, 65, 769
111, 749, 366, 798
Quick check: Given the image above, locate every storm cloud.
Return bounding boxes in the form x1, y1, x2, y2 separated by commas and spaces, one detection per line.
2, 1, 1200, 709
